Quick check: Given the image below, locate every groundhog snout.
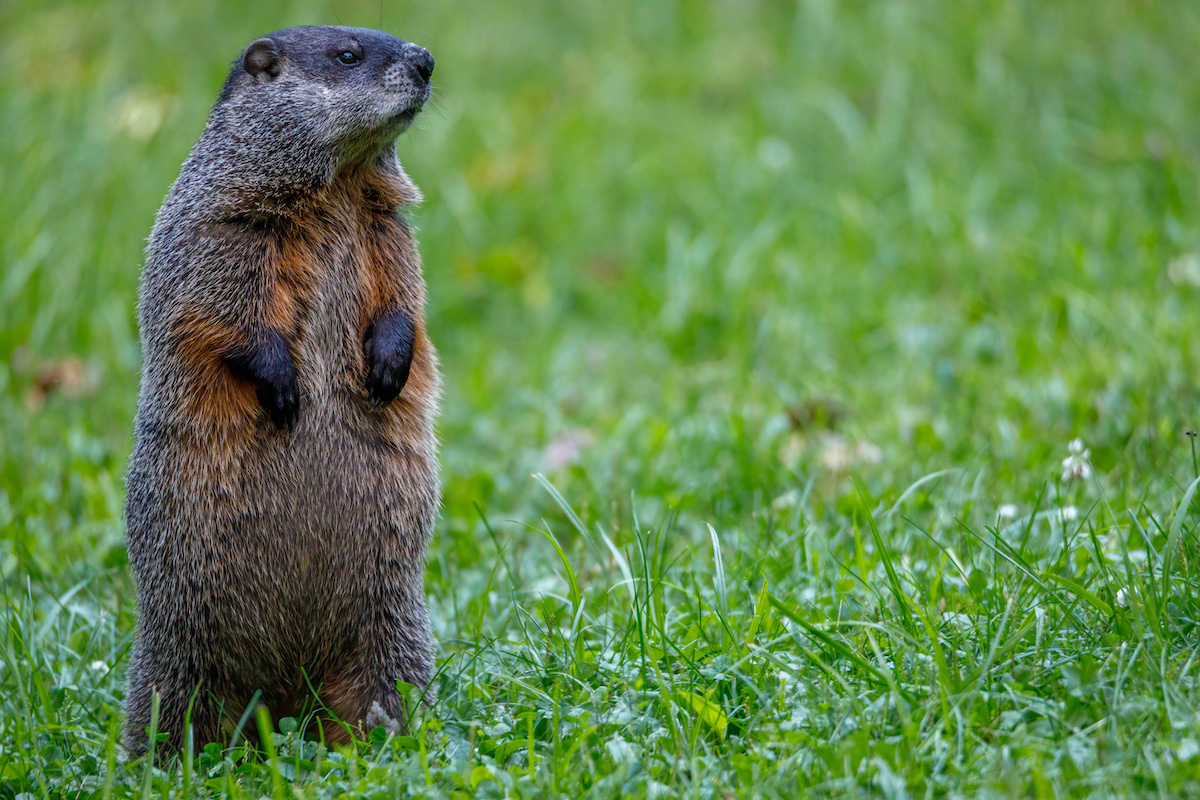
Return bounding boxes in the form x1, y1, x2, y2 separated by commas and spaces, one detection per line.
383, 44, 434, 104
404, 44, 434, 84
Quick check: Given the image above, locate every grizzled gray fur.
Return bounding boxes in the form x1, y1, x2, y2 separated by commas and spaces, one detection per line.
123, 26, 441, 754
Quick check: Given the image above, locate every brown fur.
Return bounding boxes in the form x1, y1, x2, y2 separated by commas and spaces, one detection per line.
171, 314, 261, 426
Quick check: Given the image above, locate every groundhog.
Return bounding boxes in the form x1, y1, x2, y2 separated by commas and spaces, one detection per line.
122, 26, 440, 754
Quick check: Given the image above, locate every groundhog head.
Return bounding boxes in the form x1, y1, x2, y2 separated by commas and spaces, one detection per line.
229, 25, 434, 165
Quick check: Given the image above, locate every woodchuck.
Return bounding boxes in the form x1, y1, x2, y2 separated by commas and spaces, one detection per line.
122, 26, 440, 754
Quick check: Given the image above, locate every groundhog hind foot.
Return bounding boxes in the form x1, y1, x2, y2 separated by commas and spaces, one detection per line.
365, 700, 403, 736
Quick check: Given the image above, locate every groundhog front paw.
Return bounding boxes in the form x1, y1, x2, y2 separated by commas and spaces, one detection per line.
258, 364, 299, 429
226, 329, 300, 429
364, 310, 415, 409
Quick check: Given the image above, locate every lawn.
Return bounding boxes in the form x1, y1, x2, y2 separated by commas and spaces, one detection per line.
3, 1, 1200, 797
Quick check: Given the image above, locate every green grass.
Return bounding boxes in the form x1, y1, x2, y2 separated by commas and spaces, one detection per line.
4, 0, 1200, 796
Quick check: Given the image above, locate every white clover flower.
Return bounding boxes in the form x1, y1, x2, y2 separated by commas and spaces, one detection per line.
1061, 438, 1092, 482
89, 661, 107, 672
1057, 505, 1079, 523
1115, 588, 1130, 608
997, 503, 1019, 520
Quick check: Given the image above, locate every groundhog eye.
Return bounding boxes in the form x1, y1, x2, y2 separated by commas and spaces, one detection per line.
336, 50, 361, 66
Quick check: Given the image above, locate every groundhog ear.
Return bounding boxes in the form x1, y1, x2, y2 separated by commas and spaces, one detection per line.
243, 38, 282, 79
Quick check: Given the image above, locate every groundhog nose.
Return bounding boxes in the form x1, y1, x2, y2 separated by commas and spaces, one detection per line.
406, 45, 434, 83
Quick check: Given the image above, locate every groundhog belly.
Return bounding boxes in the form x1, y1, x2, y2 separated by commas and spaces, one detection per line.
285, 390, 438, 570
283, 248, 439, 578
266, 360, 435, 584
273, 422, 431, 650
265, 277, 437, 626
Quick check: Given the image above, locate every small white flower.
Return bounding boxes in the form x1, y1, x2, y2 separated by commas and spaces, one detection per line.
1061, 438, 1092, 482
1057, 505, 1079, 523
89, 661, 107, 672
1115, 588, 1130, 608
997, 503, 1019, 519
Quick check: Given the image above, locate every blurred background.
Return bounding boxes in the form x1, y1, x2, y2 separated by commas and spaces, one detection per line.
2, 0, 1200, 633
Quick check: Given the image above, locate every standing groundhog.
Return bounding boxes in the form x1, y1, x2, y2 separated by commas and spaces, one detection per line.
123, 26, 440, 754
